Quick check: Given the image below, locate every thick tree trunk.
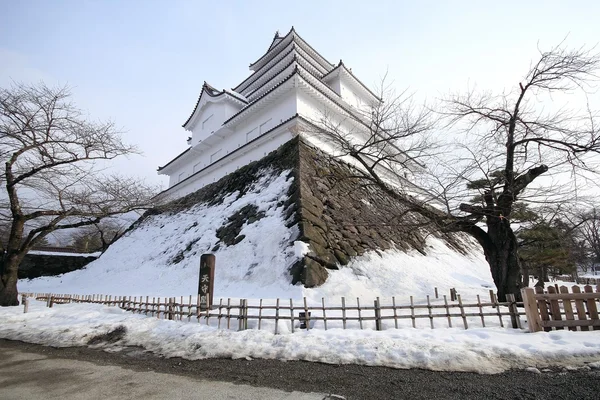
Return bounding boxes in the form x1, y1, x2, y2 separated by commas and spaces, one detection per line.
541, 266, 550, 283
0, 253, 22, 306
485, 220, 523, 302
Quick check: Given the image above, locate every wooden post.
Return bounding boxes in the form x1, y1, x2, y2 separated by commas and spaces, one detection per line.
521, 288, 542, 332
392, 296, 398, 329
357, 297, 363, 330
22, 295, 29, 313
584, 285, 599, 331
49, 296, 54, 308
443, 295, 452, 328
506, 293, 521, 329
434, 287, 439, 299
275, 298, 281, 334
572, 286, 588, 332
374, 298, 382, 331
290, 299, 295, 333
322, 298, 328, 331
410, 296, 416, 328
257, 299, 262, 330
560, 286, 576, 331
547, 286, 563, 329
302, 297, 309, 330
341, 297, 347, 329
226, 298, 232, 329
238, 299, 245, 331
426, 295, 434, 329
450, 288, 457, 302
493, 292, 504, 328
457, 294, 468, 329
476, 294, 485, 327
198, 254, 216, 310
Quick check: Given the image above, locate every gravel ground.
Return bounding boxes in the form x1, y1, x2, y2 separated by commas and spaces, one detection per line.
1, 339, 599, 400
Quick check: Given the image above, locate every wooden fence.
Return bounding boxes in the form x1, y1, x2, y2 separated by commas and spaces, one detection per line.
521, 285, 600, 332
24, 291, 525, 332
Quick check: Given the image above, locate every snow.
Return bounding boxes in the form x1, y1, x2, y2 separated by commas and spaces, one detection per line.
10, 166, 600, 373
20, 169, 303, 299
18, 167, 495, 303
294, 240, 310, 258
2, 301, 600, 374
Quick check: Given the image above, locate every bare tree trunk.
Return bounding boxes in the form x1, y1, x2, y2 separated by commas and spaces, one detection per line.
485, 220, 523, 302
0, 254, 21, 306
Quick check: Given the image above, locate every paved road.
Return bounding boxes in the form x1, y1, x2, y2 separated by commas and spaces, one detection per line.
1, 339, 599, 400
0, 343, 327, 400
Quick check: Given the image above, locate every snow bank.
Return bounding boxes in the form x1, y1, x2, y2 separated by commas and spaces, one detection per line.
2, 301, 600, 374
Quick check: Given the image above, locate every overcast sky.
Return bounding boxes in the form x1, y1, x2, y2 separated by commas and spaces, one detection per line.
2, 0, 599, 189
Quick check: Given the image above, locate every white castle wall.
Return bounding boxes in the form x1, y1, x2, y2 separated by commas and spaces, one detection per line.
161, 91, 297, 199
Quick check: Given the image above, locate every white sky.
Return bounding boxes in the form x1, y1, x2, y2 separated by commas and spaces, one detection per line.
1, 1, 599, 190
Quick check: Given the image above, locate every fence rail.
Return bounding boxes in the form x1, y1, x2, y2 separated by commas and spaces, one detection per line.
23, 291, 525, 333
521, 285, 600, 332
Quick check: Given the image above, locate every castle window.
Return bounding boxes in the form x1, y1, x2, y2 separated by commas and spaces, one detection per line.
246, 127, 258, 143
259, 118, 272, 134
210, 149, 222, 163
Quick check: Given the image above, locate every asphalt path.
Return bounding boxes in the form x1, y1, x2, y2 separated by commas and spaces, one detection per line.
1, 339, 599, 400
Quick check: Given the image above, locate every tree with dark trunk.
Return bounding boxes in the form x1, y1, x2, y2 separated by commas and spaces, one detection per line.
70, 220, 125, 253
309, 44, 600, 301
0, 83, 157, 306
577, 208, 600, 269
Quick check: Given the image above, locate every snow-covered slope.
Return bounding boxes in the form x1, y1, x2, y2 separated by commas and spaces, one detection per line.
19, 163, 494, 302
21, 169, 302, 299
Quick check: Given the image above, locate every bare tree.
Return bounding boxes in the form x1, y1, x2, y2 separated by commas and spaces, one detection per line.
70, 219, 127, 253
577, 207, 600, 270
309, 44, 600, 301
0, 82, 157, 306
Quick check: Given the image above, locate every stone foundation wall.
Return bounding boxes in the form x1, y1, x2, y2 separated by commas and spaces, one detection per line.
294, 139, 468, 287
19, 254, 98, 280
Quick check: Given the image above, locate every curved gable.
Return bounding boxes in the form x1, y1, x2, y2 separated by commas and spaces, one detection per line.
182, 82, 247, 130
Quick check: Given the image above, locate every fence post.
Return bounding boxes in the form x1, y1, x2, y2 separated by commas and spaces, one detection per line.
450, 288, 457, 301
238, 299, 247, 331
374, 298, 382, 331
22, 295, 29, 313
506, 293, 522, 329
521, 288, 542, 332
168, 298, 173, 320
49, 296, 54, 308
